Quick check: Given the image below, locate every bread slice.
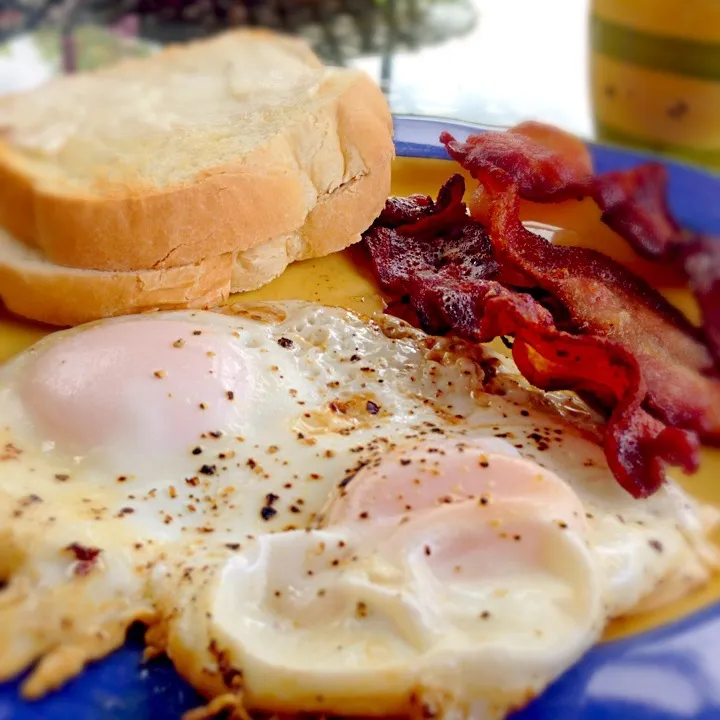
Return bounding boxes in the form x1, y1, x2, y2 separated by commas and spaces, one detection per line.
0, 29, 393, 272
0, 159, 390, 326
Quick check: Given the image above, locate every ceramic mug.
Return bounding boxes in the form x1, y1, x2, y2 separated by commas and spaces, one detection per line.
590, 0, 720, 168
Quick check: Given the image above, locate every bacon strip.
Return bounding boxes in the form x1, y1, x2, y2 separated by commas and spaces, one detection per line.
592, 170, 720, 370
440, 125, 679, 260
362, 177, 700, 497
680, 234, 720, 363
368, 174, 498, 299
442, 125, 720, 430
379, 173, 468, 233
590, 164, 681, 259
482, 176, 720, 442
441, 123, 592, 203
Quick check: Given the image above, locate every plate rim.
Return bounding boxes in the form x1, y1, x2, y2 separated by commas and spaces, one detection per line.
392, 113, 720, 178
392, 114, 720, 238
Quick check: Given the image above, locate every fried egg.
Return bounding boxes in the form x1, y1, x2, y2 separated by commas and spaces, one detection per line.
0, 301, 716, 719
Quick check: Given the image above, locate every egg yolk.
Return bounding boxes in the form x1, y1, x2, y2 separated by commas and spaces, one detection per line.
325, 437, 587, 534
19, 319, 255, 459
208, 436, 600, 713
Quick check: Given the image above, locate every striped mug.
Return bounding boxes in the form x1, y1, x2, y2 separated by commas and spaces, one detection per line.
590, 0, 720, 169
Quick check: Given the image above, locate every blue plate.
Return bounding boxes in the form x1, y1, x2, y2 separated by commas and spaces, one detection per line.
2, 115, 720, 720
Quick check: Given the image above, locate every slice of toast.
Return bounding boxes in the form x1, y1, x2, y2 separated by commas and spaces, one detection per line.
0, 161, 390, 326
0, 29, 393, 273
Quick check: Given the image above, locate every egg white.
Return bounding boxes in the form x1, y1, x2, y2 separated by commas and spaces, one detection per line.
0, 301, 715, 718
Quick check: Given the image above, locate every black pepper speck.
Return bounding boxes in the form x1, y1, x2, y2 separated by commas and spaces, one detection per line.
261, 506, 277, 521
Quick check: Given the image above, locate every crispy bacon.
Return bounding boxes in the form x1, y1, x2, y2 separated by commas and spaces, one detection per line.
378, 194, 435, 228
590, 164, 681, 259
507, 320, 699, 499
367, 174, 498, 299
441, 124, 593, 203
379, 173, 468, 234
591, 168, 720, 369
442, 124, 720, 431
679, 234, 720, 363
481, 176, 720, 441
441, 126, 682, 261
362, 176, 700, 497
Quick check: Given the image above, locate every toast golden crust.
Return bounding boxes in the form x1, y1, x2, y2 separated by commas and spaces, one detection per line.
0, 154, 391, 326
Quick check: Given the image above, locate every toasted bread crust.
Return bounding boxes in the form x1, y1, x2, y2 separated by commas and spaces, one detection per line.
0, 152, 36, 248
0, 252, 234, 327
0, 157, 391, 326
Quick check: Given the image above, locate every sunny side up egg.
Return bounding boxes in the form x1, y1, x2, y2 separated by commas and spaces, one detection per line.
0, 301, 716, 720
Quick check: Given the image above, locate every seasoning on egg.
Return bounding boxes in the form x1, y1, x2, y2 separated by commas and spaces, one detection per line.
261, 506, 277, 521
64, 543, 102, 576
649, 539, 664, 553
1, 443, 22, 461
